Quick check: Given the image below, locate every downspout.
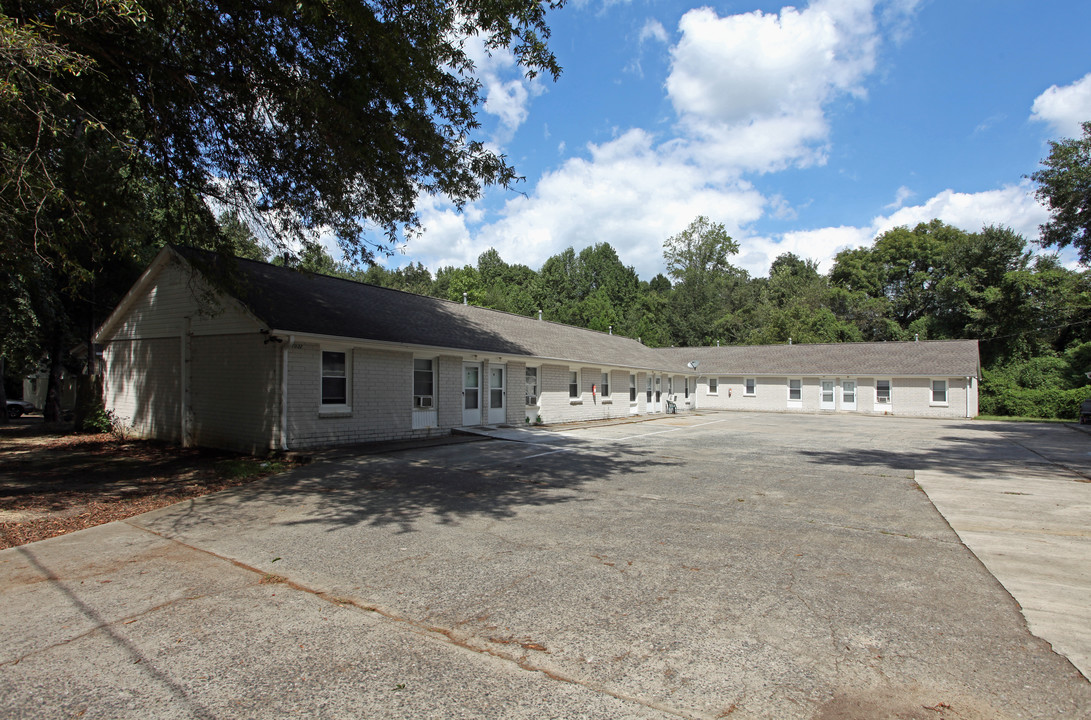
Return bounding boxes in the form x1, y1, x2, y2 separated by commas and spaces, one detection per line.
280, 335, 293, 451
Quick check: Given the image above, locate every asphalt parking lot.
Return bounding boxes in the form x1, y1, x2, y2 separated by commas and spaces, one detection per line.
2, 412, 1090, 719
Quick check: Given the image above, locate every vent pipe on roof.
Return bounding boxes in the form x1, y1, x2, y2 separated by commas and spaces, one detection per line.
463, 292, 468, 305
538, 309, 542, 321
915, 333, 919, 342
717, 340, 720, 347
789, 337, 792, 345
609, 325, 613, 335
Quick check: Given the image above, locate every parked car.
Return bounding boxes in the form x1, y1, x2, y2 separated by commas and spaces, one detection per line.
6, 399, 35, 419
1081, 397, 1091, 425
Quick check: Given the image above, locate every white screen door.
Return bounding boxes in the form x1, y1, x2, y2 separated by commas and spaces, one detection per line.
462, 363, 481, 425
820, 380, 836, 410
488, 365, 506, 424
842, 380, 857, 411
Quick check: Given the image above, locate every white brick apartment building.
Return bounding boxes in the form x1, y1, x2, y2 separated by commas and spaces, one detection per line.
94, 247, 981, 453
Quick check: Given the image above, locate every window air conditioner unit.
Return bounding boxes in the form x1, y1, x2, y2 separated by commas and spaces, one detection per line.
419, 397, 433, 408
526, 395, 537, 405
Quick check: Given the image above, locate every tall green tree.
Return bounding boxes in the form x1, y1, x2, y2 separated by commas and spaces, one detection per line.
1033, 121, 1091, 264
474, 249, 537, 315
3, 0, 564, 276
662, 216, 741, 346
536, 247, 581, 325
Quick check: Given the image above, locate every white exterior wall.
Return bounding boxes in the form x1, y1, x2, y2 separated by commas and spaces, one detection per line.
107, 257, 259, 341
23, 371, 77, 411
286, 343, 444, 449
437, 355, 464, 429
102, 337, 183, 443
884, 376, 976, 418
100, 259, 274, 450
696, 375, 977, 418
187, 334, 280, 454
506, 360, 527, 425
536, 364, 657, 423
284, 346, 547, 450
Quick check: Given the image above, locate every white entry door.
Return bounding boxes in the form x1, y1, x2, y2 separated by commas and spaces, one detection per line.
462, 363, 481, 426
488, 365, 506, 424
841, 380, 857, 411
653, 375, 662, 412
820, 380, 836, 410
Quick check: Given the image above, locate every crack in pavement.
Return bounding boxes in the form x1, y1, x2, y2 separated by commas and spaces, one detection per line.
122, 519, 717, 720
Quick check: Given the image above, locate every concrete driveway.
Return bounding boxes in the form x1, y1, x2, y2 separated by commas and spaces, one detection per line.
2, 412, 1089, 719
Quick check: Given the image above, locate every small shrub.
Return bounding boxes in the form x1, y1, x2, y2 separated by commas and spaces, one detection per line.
980, 384, 1089, 420
80, 406, 113, 434
109, 412, 136, 441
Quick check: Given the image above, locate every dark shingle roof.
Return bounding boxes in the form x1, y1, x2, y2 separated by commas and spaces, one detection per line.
181, 249, 672, 370
655, 340, 980, 377
173, 248, 979, 377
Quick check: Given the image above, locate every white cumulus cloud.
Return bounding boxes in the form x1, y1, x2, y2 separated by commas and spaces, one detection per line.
666, 0, 880, 173
1031, 73, 1091, 138
412, 129, 767, 278
733, 182, 1051, 277
400, 1, 1063, 286
464, 37, 544, 145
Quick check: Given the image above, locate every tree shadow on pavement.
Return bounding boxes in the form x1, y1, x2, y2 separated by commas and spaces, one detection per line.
796, 421, 1091, 481
150, 437, 683, 536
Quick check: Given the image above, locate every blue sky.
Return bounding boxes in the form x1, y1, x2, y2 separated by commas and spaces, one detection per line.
369, 0, 1091, 280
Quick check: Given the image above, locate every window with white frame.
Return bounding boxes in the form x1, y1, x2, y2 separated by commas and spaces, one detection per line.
321, 350, 348, 407
601, 371, 610, 397
876, 379, 891, 404
788, 379, 802, 402
525, 367, 539, 405
745, 378, 756, 396
709, 378, 719, 394
931, 379, 948, 405
646, 376, 653, 403
629, 374, 637, 402
413, 358, 434, 408
569, 370, 579, 398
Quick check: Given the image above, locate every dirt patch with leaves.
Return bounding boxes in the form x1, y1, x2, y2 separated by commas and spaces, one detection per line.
0, 419, 300, 549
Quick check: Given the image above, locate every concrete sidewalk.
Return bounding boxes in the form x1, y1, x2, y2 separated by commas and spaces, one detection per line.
1, 521, 665, 720
915, 423, 1091, 680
